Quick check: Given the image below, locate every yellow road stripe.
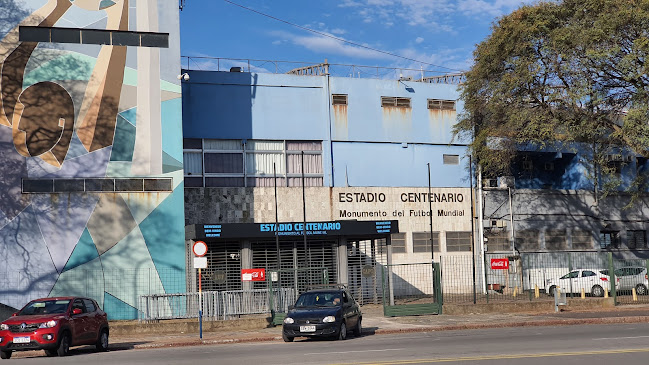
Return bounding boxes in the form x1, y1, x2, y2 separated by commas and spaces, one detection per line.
333, 348, 649, 365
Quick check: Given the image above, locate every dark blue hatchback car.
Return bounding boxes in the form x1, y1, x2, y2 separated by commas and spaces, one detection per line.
282, 287, 362, 342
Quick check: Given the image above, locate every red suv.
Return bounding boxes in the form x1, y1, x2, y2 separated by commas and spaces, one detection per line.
0, 297, 109, 359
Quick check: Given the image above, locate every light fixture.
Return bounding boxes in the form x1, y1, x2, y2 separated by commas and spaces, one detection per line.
177, 72, 190, 81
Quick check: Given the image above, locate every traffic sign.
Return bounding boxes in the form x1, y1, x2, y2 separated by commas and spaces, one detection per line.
193, 241, 208, 257
193, 257, 207, 269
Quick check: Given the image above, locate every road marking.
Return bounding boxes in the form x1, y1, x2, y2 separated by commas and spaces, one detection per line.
593, 335, 649, 340
333, 348, 649, 364
304, 348, 403, 355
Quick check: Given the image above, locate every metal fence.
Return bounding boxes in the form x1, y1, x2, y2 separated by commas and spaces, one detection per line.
138, 288, 296, 321
439, 251, 649, 305
180, 56, 464, 83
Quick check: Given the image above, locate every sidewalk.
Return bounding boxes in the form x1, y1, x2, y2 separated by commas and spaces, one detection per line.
11, 302, 649, 358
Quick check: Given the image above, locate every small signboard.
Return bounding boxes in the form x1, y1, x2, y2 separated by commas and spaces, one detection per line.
241, 268, 266, 282
193, 256, 207, 269
212, 270, 226, 284
490, 258, 509, 270
270, 271, 279, 282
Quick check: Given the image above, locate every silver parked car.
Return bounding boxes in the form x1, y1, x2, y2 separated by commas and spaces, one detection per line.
611, 267, 649, 295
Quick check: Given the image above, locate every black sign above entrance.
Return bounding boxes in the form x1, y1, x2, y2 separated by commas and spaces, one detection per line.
189, 220, 399, 240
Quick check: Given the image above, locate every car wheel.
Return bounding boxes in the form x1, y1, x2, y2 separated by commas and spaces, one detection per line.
96, 329, 109, 352
338, 322, 347, 341
636, 284, 648, 296
0, 350, 11, 359
282, 332, 294, 342
57, 332, 70, 357
548, 286, 556, 297
591, 285, 605, 297
353, 318, 362, 337
45, 349, 58, 357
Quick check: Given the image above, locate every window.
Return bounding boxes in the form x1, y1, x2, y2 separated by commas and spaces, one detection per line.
183, 139, 324, 187
515, 230, 539, 251
560, 271, 579, 279
545, 229, 567, 250
582, 270, 596, 277
391, 233, 406, 253
332, 94, 348, 105
413, 232, 439, 253
83, 299, 96, 312
485, 231, 510, 252
19, 26, 169, 48
443, 154, 460, 165
600, 231, 620, 249
446, 231, 471, 252
627, 230, 646, 249
427, 99, 455, 110
571, 230, 592, 250
381, 96, 411, 108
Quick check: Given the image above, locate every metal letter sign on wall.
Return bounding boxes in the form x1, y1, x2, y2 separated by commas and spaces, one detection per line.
490, 258, 509, 270
241, 268, 266, 282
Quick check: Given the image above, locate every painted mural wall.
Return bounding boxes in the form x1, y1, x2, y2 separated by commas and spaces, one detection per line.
0, 0, 185, 319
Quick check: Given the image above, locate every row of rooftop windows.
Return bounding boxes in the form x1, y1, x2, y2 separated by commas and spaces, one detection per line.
332, 95, 456, 110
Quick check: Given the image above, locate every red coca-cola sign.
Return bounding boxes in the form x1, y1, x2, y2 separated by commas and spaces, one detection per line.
241, 268, 266, 281
490, 258, 509, 270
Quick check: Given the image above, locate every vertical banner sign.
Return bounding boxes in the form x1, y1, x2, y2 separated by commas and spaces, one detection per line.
490, 258, 509, 270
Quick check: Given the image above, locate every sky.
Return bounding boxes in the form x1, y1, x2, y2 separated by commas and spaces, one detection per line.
179, 0, 536, 77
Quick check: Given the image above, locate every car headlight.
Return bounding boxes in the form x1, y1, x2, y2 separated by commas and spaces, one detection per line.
0, 324, 7, 331
39, 320, 57, 329
283, 317, 294, 324
323, 316, 336, 323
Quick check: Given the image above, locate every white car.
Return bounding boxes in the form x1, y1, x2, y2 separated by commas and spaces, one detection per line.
545, 269, 619, 297
606, 267, 649, 295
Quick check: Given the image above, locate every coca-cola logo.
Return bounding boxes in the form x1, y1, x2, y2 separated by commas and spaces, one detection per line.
490, 259, 509, 270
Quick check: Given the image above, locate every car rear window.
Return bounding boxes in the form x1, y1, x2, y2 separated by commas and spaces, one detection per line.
19, 300, 70, 315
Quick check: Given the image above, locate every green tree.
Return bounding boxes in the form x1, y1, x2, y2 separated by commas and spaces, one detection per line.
455, 0, 649, 190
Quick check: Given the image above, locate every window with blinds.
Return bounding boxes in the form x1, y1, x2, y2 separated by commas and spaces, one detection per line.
546, 229, 567, 250
627, 230, 647, 249
182, 139, 324, 187
381, 96, 411, 108
571, 230, 592, 250
515, 229, 540, 251
446, 231, 471, 252
427, 99, 456, 110
413, 232, 439, 253
391, 233, 406, 253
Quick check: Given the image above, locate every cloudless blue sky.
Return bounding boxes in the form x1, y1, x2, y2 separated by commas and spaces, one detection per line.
179, 0, 535, 75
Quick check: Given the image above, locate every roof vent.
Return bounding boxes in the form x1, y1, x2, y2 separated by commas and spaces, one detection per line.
230, 66, 243, 72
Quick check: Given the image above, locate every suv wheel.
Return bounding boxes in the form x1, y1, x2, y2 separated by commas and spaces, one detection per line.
636, 284, 648, 296
96, 329, 109, 351
282, 332, 294, 342
57, 332, 70, 357
338, 322, 347, 341
0, 350, 11, 359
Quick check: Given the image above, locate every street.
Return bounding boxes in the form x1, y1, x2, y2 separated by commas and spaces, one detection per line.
7, 323, 649, 364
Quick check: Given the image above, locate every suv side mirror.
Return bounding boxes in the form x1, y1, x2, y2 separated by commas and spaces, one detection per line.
72, 308, 83, 315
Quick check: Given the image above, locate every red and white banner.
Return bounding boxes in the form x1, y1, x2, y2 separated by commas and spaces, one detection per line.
241, 268, 266, 281
490, 258, 509, 270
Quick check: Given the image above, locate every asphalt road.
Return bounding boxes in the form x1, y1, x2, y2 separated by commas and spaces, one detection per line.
7, 323, 649, 364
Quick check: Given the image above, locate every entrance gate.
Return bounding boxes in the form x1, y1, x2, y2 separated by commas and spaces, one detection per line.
268, 266, 330, 325
382, 262, 442, 316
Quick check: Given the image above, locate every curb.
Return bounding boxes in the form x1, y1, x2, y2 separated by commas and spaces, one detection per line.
115, 315, 649, 350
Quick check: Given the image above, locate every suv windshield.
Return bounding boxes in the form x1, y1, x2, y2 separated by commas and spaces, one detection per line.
295, 292, 341, 307
19, 300, 70, 315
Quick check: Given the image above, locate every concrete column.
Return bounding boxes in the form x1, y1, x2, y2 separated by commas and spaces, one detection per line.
337, 238, 348, 285
241, 240, 252, 291
186, 239, 196, 293
386, 235, 394, 306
